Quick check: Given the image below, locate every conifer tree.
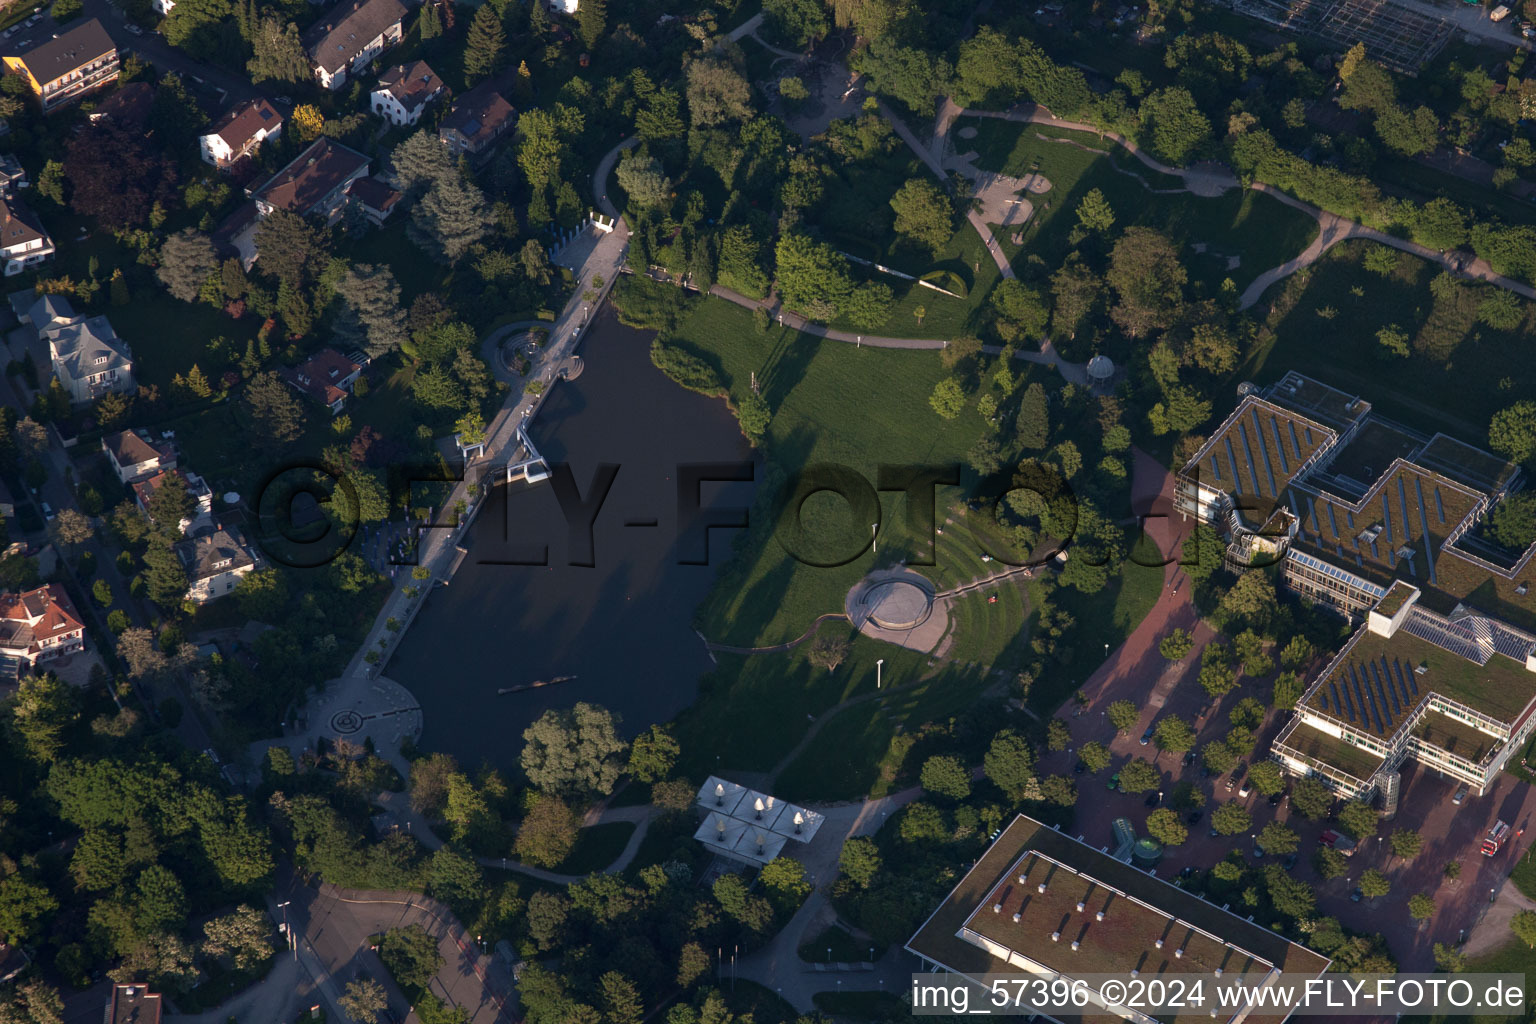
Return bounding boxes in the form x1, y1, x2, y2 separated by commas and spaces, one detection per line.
463, 5, 506, 84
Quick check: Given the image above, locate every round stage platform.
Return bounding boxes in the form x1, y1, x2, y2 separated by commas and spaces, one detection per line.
863, 579, 933, 630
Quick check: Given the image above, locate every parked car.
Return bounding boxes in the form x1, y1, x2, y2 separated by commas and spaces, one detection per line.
1238, 778, 1253, 798
1073, 761, 1086, 775
1140, 725, 1155, 746
40, 501, 53, 520
1224, 775, 1237, 792
125, 23, 142, 34
1453, 786, 1468, 805
1350, 888, 1363, 902
1107, 772, 1120, 790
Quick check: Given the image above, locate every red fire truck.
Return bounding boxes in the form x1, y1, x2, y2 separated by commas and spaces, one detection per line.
1482, 820, 1511, 856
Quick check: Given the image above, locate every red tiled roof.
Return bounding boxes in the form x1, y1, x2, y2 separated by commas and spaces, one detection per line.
0, 583, 83, 653
375, 60, 444, 113
209, 98, 283, 151
252, 138, 369, 215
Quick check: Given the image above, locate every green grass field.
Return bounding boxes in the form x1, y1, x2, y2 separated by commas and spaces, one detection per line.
557, 821, 636, 874
1241, 240, 1536, 438
667, 297, 998, 647
957, 116, 1319, 293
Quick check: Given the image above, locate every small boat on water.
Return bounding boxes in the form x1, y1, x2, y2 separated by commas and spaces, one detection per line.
497, 675, 577, 695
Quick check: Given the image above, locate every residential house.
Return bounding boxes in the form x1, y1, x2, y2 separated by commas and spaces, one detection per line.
371, 60, 445, 126
0, 583, 84, 671
0, 153, 26, 191
45, 311, 133, 404
251, 138, 371, 223
13, 291, 73, 331
106, 984, 163, 1024
282, 348, 367, 414
1, 19, 119, 113
102, 428, 176, 485
176, 524, 259, 604
0, 192, 51, 276
200, 99, 284, 169
438, 82, 515, 157
345, 176, 401, 225
154, 0, 176, 13
548, 0, 578, 11
132, 468, 213, 535
88, 81, 154, 127
303, 0, 407, 91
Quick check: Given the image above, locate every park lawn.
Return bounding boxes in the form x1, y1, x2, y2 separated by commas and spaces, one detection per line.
825, 221, 1001, 341
1240, 239, 1536, 438
954, 116, 1318, 293
556, 821, 636, 874
941, 581, 1033, 669
773, 659, 998, 802
673, 638, 933, 782
669, 297, 991, 647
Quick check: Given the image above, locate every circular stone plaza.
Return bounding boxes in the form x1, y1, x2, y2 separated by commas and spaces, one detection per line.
845, 569, 948, 652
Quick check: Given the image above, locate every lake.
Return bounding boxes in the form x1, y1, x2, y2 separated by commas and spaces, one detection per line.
389, 307, 757, 773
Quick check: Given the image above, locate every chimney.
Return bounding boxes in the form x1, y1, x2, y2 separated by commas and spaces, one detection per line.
1075, 901, 1085, 912
1174, 949, 1184, 959
1049, 931, 1060, 942
1070, 940, 1080, 951
1154, 939, 1164, 949
1095, 910, 1105, 921
1010, 912, 1020, 923
1036, 883, 1046, 894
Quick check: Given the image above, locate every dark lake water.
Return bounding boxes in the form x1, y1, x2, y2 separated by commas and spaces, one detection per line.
390, 307, 756, 773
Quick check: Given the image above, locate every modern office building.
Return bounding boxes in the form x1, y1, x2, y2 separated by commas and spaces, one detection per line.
1180, 372, 1536, 800
907, 815, 1331, 1022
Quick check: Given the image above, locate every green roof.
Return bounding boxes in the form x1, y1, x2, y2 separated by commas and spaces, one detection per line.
1276, 721, 1385, 781
1412, 709, 1499, 765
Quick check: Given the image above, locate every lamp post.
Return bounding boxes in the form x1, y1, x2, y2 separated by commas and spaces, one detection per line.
277, 901, 293, 959
871, 523, 878, 553
877, 658, 884, 689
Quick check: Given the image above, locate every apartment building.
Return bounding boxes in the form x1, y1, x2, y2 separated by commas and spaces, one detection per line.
2, 19, 118, 113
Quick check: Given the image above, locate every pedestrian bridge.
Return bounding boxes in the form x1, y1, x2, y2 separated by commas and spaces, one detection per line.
505, 424, 550, 484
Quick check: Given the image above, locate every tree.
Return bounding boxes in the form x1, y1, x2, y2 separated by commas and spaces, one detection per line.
157, 229, 219, 302
1407, 892, 1435, 920
1210, 802, 1251, 836
991, 280, 1049, 343
677, 942, 711, 988
1256, 820, 1298, 855
201, 905, 274, 970
1375, 105, 1439, 157
0, 981, 64, 1024
387, 130, 455, 198
339, 978, 388, 1024
335, 265, 408, 357
1491, 401, 1536, 465
628, 724, 679, 783
1314, 845, 1348, 879
929, 378, 965, 419
1358, 869, 1391, 900
1201, 741, 1237, 775
687, 59, 753, 127
1106, 227, 1186, 337
764, 0, 828, 46
253, 211, 327, 289
1079, 740, 1111, 773
1478, 290, 1525, 331
983, 729, 1036, 801
615, 154, 670, 208
1046, 718, 1071, 751
1290, 776, 1331, 819
1198, 644, 1236, 698
845, 283, 895, 332
514, 794, 579, 868
9, 674, 76, 762
1513, 910, 1536, 948
411, 177, 492, 263
839, 836, 882, 887
521, 702, 628, 797
247, 15, 309, 84
759, 856, 812, 905
1074, 188, 1116, 233
244, 372, 305, 450
0, 874, 56, 944
1154, 715, 1196, 754
1117, 758, 1160, 794
463, 4, 506, 83
1159, 628, 1193, 660
889, 178, 953, 255
1247, 760, 1284, 796
920, 754, 971, 800
1389, 828, 1423, 859
1338, 800, 1378, 841
1107, 700, 1138, 734
64, 123, 177, 229
598, 972, 642, 1024
1376, 324, 1410, 359
380, 925, 443, 991
774, 232, 852, 318
1146, 807, 1187, 846
1139, 87, 1212, 166
525, 890, 569, 951
576, 0, 607, 49
1492, 492, 1536, 550
803, 632, 851, 673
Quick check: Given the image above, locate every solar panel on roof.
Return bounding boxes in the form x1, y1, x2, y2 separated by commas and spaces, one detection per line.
1318, 690, 1328, 712
1271, 418, 1290, 474
1369, 540, 1379, 559
1434, 488, 1445, 523
1372, 660, 1400, 715
1391, 659, 1413, 704
1225, 438, 1242, 495
1251, 408, 1280, 491
1306, 496, 1320, 534
1330, 681, 1349, 719
1210, 455, 1222, 482
1382, 494, 1394, 543
1288, 420, 1303, 461
1349, 667, 1379, 734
